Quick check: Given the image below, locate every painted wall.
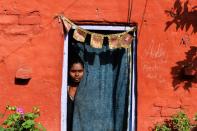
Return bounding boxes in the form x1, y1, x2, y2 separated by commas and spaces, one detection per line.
0, 0, 196, 130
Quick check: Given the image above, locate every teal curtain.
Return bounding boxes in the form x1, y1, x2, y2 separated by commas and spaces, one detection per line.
70, 39, 131, 131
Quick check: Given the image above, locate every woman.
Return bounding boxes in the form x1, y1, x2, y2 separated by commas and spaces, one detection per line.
67, 58, 84, 131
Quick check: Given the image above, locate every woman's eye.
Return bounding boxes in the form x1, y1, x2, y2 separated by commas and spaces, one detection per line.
71, 70, 76, 73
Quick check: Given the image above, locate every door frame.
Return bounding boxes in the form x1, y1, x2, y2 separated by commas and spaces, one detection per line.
61, 25, 137, 131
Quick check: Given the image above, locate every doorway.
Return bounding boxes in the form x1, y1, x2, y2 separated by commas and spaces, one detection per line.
61, 25, 137, 131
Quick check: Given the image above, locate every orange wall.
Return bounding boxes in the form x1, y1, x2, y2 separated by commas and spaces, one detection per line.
0, 0, 196, 130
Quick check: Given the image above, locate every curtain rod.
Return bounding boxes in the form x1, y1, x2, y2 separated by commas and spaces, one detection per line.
70, 20, 138, 27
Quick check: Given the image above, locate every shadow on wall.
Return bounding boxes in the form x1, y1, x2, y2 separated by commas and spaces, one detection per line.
171, 46, 197, 90
164, 0, 197, 33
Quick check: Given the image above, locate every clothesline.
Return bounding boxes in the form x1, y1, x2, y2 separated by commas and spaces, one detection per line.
59, 15, 136, 49
60, 15, 136, 37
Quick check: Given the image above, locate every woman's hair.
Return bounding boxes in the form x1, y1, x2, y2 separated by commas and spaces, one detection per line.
68, 57, 84, 71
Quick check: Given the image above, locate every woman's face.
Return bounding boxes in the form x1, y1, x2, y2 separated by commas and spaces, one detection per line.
69, 63, 84, 83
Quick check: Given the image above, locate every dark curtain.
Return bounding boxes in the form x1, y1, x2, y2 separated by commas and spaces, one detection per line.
70, 37, 130, 131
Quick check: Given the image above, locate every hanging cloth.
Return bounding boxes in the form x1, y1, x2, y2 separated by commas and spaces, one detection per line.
70, 40, 133, 131
59, 15, 136, 49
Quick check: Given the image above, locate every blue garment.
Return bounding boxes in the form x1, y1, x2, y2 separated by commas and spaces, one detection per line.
72, 43, 129, 131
